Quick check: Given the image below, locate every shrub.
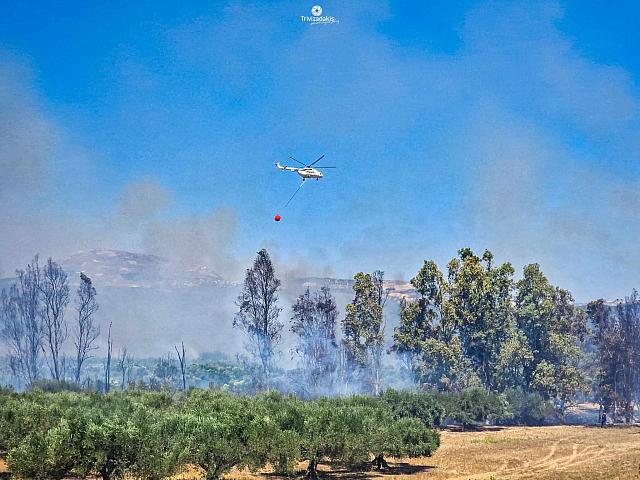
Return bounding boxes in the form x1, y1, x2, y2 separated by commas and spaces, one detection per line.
503, 388, 553, 425
379, 389, 445, 427
82, 415, 140, 480
28, 379, 81, 393
439, 388, 509, 426
7, 419, 76, 480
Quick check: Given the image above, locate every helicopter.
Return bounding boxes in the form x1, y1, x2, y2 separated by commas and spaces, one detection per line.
275, 154, 335, 181
275, 154, 335, 207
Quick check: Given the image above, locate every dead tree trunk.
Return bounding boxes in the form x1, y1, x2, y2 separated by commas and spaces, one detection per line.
372, 453, 390, 470
104, 322, 112, 393
175, 341, 187, 390
306, 458, 319, 480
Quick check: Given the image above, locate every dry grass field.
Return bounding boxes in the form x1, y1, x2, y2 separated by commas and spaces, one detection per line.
1, 425, 639, 480
402, 425, 640, 480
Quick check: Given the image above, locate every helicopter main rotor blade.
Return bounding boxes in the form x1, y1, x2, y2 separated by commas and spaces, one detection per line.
289, 156, 307, 167
319, 166, 336, 168
308, 154, 325, 166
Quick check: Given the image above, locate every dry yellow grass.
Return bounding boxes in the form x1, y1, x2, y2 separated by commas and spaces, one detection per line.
404, 425, 640, 480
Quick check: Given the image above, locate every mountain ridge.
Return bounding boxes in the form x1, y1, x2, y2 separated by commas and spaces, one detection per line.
60, 249, 233, 289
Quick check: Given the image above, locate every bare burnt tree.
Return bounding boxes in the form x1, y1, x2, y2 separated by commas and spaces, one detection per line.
588, 291, 640, 423
153, 353, 179, 389
234, 249, 283, 388
117, 346, 133, 390
175, 341, 187, 390
40, 258, 69, 380
372, 270, 390, 309
104, 322, 113, 393
291, 286, 338, 397
9, 355, 22, 389
74, 272, 99, 384
10, 256, 44, 384
616, 291, 640, 422
1, 287, 25, 384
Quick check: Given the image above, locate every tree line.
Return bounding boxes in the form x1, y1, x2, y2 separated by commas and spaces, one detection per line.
0, 256, 100, 387
1, 248, 638, 422
235, 248, 640, 422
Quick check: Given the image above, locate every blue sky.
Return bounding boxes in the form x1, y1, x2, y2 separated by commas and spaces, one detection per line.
1, 0, 639, 301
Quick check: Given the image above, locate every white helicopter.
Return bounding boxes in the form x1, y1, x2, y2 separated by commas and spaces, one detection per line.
275, 155, 335, 180
275, 155, 335, 206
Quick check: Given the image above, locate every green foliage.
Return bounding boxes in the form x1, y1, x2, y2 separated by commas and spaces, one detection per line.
82, 415, 139, 480
187, 362, 255, 391
392, 250, 587, 416
379, 389, 445, 427
393, 251, 517, 392
342, 272, 384, 393
502, 388, 553, 425
438, 388, 509, 426
447, 249, 516, 391
0, 388, 442, 479
8, 419, 76, 479
28, 379, 81, 393
385, 417, 440, 457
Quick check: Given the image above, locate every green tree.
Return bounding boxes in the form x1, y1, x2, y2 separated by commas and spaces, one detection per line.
180, 391, 274, 479
82, 415, 139, 480
516, 264, 587, 418
392, 259, 475, 391
392, 260, 444, 375
446, 249, 515, 390
342, 273, 384, 394
7, 418, 77, 480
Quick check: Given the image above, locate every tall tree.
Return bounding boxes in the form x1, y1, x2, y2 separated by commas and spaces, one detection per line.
234, 249, 283, 388
74, 272, 100, 384
291, 286, 338, 396
589, 292, 640, 423
446, 249, 515, 390
370, 271, 389, 395
516, 263, 586, 419
342, 272, 384, 394
1, 286, 24, 384
40, 258, 69, 381
392, 259, 471, 391
3, 256, 45, 384
393, 260, 445, 369
615, 292, 640, 422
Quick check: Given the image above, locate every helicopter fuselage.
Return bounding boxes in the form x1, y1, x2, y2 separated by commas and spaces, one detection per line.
296, 167, 323, 179
275, 162, 323, 179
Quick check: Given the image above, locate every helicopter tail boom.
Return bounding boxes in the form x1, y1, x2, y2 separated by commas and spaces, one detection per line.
275, 162, 298, 172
